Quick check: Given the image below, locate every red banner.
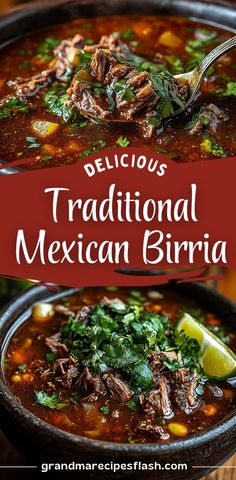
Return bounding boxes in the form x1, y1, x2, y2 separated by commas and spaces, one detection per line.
0, 148, 235, 287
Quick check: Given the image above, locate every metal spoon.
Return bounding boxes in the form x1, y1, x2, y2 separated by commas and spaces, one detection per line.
79, 35, 236, 122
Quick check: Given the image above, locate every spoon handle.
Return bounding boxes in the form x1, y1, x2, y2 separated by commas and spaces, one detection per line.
198, 35, 236, 77
182, 35, 236, 108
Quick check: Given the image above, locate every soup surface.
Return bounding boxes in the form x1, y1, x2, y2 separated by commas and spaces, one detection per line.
0, 15, 236, 169
4, 286, 236, 443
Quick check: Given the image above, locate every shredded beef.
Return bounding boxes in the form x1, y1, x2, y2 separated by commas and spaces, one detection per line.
7, 34, 84, 98
53, 33, 84, 78
53, 358, 71, 376
68, 47, 187, 133
84, 34, 129, 56
150, 351, 178, 382
53, 304, 75, 317
139, 376, 173, 417
45, 332, 68, 357
100, 296, 125, 307
75, 305, 93, 323
135, 419, 170, 440
171, 368, 200, 411
102, 372, 132, 403
188, 103, 228, 135
77, 367, 106, 401
60, 363, 81, 388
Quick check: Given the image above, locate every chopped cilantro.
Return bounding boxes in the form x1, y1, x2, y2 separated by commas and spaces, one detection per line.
165, 55, 184, 74
126, 397, 138, 410
26, 136, 40, 149
46, 352, 57, 362
36, 37, 61, 62
186, 30, 217, 50
44, 83, 83, 125
121, 28, 136, 40
35, 391, 66, 409
42, 155, 53, 162
222, 82, 236, 96
79, 51, 92, 65
105, 286, 118, 292
150, 71, 185, 117
19, 60, 30, 70
17, 363, 26, 372
116, 136, 130, 147
0, 98, 29, 120
60, 299, 202, 394
84, 38, 94, 45
82, 23, 92, 29
80, 140, 106, 158
186, 107, 210, 131
100, 405, 110, 415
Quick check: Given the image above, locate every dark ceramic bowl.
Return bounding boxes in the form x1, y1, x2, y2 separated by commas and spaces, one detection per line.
0, 0, 236, 174
0, 283, 236, 479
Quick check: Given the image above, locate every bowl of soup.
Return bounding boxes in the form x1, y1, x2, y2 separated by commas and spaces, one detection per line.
0, 282, 236, 479
0, 0, 236, 172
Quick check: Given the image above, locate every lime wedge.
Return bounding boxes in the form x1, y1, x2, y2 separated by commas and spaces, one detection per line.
177, 313, 236, 380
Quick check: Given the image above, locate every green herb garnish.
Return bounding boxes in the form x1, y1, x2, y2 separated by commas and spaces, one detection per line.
35, 391, 66, 410
200, 134, 226, 157
17, 363, 26, 372
116, 136, 130, 147
44, 83, 83, 125
36, 37, 61, 62
100, 405, 110, 415
46, 352, 57, 362
26, 136, 40, 149
0, 98, 29, 120
121, 28, 136, 40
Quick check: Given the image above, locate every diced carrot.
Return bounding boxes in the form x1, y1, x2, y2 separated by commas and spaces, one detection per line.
205, 314, 221, 326
11, 350, 26, 365
66, 140, 80, 152
133, 21, 154, 38
223, 388, 234, 399
152, 305, 162, 312
158, 31, 182, 48
43, 144, 56, 155
22, 373, 34, 382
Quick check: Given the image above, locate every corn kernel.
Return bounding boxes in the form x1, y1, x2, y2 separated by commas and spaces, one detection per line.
11, 374, 22, 383
168, 422, 188, 437
22, 338, 32, 349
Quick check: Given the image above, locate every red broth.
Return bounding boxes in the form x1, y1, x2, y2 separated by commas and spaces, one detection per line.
0, 15, 236, 169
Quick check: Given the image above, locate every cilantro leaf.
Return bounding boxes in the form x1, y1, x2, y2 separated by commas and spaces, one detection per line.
35, 390, 66, 409
116, 136, 130, 147
0, 98, 29, 120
